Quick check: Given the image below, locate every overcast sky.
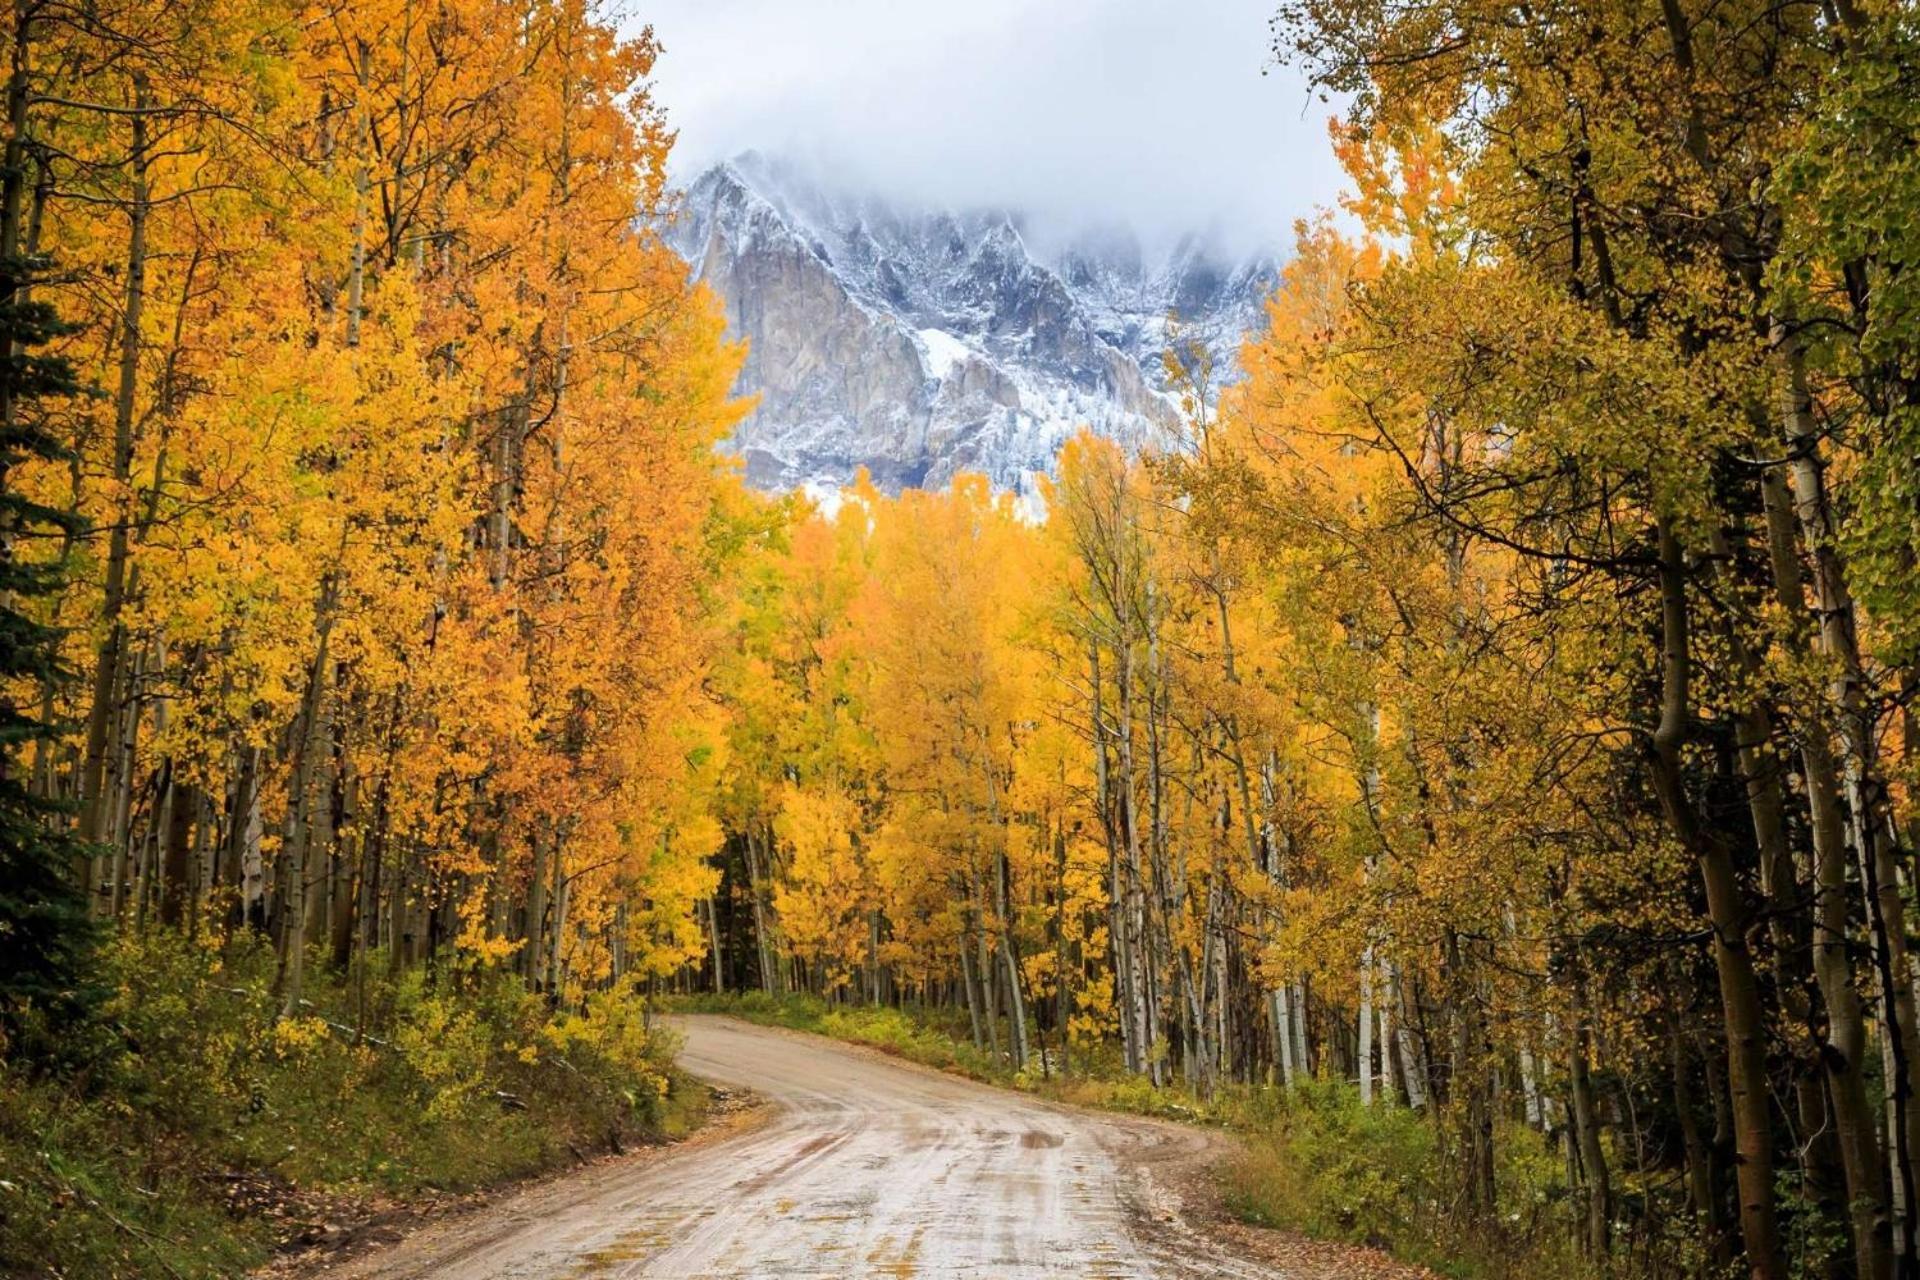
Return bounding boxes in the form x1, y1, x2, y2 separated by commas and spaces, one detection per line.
629, 0, 1347, 256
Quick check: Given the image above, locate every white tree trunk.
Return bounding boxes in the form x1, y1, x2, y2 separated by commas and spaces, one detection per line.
1377, 959, 1395, 1103
1273, 989, 1296, 1086
1358, 944, 1376, 1104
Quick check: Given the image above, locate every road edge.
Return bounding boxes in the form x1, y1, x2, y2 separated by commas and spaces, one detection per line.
259, 1081, 772, 1279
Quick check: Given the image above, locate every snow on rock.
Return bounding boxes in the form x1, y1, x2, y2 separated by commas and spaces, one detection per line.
915, 328, 973, 382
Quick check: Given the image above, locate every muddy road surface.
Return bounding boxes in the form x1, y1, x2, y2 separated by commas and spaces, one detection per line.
321, 1015, 1301, 1279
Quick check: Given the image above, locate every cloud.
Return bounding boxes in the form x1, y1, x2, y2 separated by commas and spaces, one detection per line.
629, 0, 1348, 253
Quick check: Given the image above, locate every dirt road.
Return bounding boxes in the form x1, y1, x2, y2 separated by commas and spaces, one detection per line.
320, 1015, 1301, 1278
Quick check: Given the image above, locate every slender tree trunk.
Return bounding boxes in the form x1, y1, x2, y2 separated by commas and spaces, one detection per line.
1359, 944, 1376, 1104
1117, 638, 1155, 1080
1092, 640, 1141, 1075
1778, 336, 1920, 1270
960, 932, 985, 1051
328, 745, 359, 975
1389, 960, 1425, 1107
79, 73, 152, 882
346, 40, 369, 348
1648, 515, 1784, 1280
707, 895, 726, 994
995, 850, 1030, 1070
743, 825, 780, 994
1568, 960, 1612, 1257
1755, 465, 1893, 1280
278, 579, 338, 1019
157, 772, 195, 928
527, 824, 549, 986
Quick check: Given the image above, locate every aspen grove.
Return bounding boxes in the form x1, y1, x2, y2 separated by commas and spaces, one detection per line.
0, 0, 746, 1014
6, 0, 1920, 1278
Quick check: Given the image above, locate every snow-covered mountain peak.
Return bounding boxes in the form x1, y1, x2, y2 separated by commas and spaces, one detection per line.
669, 155, 1278, 495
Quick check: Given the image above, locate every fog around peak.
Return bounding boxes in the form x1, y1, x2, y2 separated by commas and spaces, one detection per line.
632, 0, 1347, 259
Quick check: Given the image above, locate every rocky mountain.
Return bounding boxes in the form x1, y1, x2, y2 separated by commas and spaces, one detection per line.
667, 153, 1279, 496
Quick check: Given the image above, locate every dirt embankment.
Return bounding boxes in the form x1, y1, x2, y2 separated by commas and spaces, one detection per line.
266, 1084, 766, 1279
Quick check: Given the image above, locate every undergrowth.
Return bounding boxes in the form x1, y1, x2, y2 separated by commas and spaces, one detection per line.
1, 932, 702, 1280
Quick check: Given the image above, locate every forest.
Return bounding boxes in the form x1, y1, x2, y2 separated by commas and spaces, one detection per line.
2, 0, 1920, 1277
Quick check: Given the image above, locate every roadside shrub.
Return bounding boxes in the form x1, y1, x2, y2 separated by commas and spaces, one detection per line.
0, 933, 700, 1280
391, 978, 496, 1121
1220, 1080, 1593, 1280
1221, 1079, 1437, 1247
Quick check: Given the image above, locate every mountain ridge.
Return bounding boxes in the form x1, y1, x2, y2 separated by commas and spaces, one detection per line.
667, 153, 1279, 495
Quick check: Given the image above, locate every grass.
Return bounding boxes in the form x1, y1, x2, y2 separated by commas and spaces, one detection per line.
1, 932, 705, 1280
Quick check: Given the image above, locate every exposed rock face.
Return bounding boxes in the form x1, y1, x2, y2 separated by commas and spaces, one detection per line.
668, 153, 1279, 495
